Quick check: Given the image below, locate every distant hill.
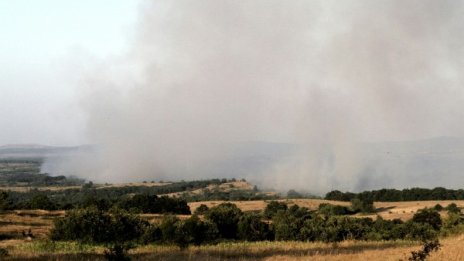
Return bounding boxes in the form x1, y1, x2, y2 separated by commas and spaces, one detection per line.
0, 144, 94, 159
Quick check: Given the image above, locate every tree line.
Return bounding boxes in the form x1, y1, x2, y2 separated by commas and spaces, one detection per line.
325, 187, 464, 202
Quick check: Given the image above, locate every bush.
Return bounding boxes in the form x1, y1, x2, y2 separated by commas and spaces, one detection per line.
27, 194, 56, 210
51, 208, 148, 244
409, 239, 441, 261
433, 204, 443, 211
117, 194, 190, 214
443, 212, 463, 230
79, 196, 111, 210
287, 190, 302, 199
205, 203, 242, 239
194, 204, 209, 215
446, 203, 460, 214
159, 215, 180, 243
104, 244, 131, 261
177, 215, 218, 246
272, 208, 309, 241
412, 208, 442, 230
0, 248, 8, 258
0, 192, 12, 211
263, 201, 288, 218
238, 213, 273, 241
318, 203, 351, 216
141, 225, 162, 244
402, 221, 437, 241
351, 196, 375, 213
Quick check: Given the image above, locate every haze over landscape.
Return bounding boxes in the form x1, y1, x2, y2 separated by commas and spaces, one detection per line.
2, 0, 464, 193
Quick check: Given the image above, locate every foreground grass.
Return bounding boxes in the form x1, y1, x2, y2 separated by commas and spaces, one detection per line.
0, 239, 424, 261
4, 236, 464, 261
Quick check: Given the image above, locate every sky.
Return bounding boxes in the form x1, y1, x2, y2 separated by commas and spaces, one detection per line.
0, 0, 140, 146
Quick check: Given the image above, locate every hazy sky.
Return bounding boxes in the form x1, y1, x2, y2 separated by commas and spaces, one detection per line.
1, 1, 464, 145
0, 0, 140, 146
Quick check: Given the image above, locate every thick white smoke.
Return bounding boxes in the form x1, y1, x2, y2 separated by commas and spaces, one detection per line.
53, 0, 464, 193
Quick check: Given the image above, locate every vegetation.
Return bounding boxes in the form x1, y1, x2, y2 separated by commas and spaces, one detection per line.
409, 239, 441, 261
0, 159, 84, 186
326, 187, 464, 202
51, 208, 148, 244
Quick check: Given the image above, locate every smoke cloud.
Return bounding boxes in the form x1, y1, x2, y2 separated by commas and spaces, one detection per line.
53, 0, 464, 193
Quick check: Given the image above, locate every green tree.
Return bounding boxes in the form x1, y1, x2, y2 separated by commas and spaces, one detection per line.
0, 192, 12, 211
412, 208, 442, 231
238, 213, 272, 241
51, 208, 148, 244
263, 201, 288, 218
194, 204, 209, 215
205, 203, 242, 239
351, 197, 375, 213
28, 194, 56, 210
445, 203, 460, 214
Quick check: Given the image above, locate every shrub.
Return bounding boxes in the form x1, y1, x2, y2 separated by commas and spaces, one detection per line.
0, 248, 8, 258
272, 209, 309, 241
350, 196, 375, 213
104, 244, 131, 261
0, 192, 12, 211
263, 201, 288, 218
51, 208, 148, 244
433, 204, 443, 211
117, 194, 190, 214
194, 204, 209, 215
446, 203, 460, 214
177, 215, 218, 246
409, 239, 441, 261
402, 221, 437, 241
79, 196, 111, 210
159, 215, 180, 242
412, 208, 442, 230
443, 212, 462, 230
205, 203, 242, 239
318, 203, 351, 216
141, 225, 162, 244
27, 194, 56, 210
287, 190, 302, 199
238, 213, 273, 241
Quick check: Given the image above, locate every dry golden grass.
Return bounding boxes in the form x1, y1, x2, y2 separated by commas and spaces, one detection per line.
188, 199, 349, 213
164, 181, 254, 198
2, 237, 461, 261
0, 210, 63, 241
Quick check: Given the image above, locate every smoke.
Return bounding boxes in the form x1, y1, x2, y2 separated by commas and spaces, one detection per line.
50, 0, 464, 193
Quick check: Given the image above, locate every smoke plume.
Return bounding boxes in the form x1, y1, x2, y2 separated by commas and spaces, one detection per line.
53, 0, 464, 193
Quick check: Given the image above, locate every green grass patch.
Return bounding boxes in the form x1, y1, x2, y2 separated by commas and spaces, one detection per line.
17, 240, 101, 254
